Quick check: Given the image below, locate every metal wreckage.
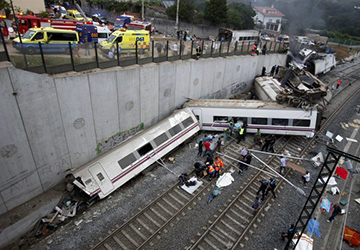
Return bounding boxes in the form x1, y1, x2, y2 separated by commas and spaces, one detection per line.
254, 47, 336, 110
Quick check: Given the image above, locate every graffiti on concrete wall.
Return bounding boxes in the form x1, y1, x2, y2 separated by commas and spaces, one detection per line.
230, 82, 248, 95
95, 123, 144, 155
0, 145, 17, 158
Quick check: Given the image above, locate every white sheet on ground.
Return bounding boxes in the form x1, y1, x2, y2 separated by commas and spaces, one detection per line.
311, 152, 324, 167
318, 176, 337, 185
181, 177, 203, 194
293, 234, 313, 250
216, 172, 234, 188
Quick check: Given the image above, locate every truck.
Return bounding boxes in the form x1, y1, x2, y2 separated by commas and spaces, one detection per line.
13, 15, 93, 35
128, 20, 152, 33
113, 15, 135, 31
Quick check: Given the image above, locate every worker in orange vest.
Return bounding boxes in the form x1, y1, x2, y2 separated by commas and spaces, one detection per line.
214, 156, 224, 177
207, 162, 216, 181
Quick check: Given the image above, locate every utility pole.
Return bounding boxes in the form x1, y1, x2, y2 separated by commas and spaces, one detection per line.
9, 0, 28, 67
142, 0, 145, 21
175, 0, 180, 31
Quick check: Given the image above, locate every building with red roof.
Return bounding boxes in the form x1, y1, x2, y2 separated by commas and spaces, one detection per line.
253, 6, 285, 36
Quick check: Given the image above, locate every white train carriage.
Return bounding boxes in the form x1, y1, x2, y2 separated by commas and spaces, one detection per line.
184, 99, 319, 137
69, 108, 200, 199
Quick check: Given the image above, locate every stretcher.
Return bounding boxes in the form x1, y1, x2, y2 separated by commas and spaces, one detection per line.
287, 161, 307, 175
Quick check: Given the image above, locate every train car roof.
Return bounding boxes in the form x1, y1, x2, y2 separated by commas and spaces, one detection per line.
183, 99, 314, 110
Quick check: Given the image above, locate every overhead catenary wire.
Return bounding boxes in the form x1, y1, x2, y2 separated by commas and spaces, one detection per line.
250, 153, 306, 196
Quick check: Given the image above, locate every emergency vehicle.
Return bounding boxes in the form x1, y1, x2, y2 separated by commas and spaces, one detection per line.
14, 15, 93, 34
76, 24, 111, 44
12, 27, 79, 55
99, 28, 150, 53
128, 20, 152, 33
113, 15, 135, 30
65, 10, 92, 22
0, 18, 9, 37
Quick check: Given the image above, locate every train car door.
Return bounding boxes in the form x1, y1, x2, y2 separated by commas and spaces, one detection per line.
89, 163, 114, 195
191, 109, 202, 129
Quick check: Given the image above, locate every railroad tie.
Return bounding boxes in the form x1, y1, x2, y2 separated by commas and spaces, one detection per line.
129, 223, 148, 240
136, 218, 155, 234
113, 235, 129, 250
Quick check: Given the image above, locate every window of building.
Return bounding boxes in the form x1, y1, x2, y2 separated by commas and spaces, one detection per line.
252, 117, 268, 125
272, 118, 289, 126
137, 143, 154, 156
293, 119, 311, 127
118, 153, 137, 169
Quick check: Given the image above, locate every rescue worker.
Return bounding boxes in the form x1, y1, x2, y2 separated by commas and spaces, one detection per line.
265, 178, 277, 198
254, 128, 262, 146
251, 44, 257, 56
194, 161, 205, 178
256, 179, 269, 200
281, 224, 295, 241
207, 162, 216, 181
237, 127, 245, 144
214, 156, 224, 177
196, 43, 202, 59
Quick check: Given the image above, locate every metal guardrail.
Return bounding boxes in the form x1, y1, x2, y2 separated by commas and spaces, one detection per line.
0, 34, 288, 74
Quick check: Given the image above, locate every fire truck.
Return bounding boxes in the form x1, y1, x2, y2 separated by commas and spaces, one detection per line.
14, 15, 93, 34
0, 18, 9, 37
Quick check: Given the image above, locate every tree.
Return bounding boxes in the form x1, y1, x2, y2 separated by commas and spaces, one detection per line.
166, 0, 196, 24
205, 0, 228, 25
0, 0, 10, 10
227, 2, 255, 30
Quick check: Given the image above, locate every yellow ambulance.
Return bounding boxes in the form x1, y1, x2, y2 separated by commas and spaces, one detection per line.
99, 28, 150, 54
65, 10, 92, 21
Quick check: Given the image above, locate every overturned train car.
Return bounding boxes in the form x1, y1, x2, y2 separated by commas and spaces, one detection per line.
67, 108, 200, 200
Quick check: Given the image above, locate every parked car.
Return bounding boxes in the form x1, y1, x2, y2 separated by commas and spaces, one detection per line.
261, 35, 271, 41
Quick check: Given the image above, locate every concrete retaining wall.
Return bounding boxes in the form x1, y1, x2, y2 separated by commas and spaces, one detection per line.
0, 53, 286, 215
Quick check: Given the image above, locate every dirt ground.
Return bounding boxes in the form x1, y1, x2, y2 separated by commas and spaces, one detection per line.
329, 44, 360, 61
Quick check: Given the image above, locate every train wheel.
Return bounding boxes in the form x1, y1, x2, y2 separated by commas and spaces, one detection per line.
291, 98, 301, 106
276, 94, 286, 104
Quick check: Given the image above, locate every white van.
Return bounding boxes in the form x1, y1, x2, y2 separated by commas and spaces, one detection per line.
97, 26, 111, 43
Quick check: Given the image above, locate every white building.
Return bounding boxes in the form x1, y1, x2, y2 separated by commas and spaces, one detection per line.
253, 6, 285, 36
7, 0, 45, 13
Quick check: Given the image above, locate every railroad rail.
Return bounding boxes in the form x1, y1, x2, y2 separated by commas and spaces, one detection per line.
91, 66, 360, 250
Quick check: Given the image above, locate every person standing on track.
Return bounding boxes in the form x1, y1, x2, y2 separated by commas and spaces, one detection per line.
252, 196, 262, 215
197, 139, 203, 156
265, 178, 277, 198
203, 140, 211, 157
302, 171, 310, 187
257, 179, 269, 200
280, 154, 288, 175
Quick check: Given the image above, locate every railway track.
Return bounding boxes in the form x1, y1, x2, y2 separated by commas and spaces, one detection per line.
91, 66, 360, 250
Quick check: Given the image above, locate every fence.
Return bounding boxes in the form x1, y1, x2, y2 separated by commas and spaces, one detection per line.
0, 34, 288, 75
328, 38, 360, 46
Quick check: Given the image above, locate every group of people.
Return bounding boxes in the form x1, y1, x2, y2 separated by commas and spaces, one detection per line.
193, 156, 224, 181
251, 43, 267, 56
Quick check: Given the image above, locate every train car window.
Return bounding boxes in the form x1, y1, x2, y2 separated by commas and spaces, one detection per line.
272, 118, 289, 126
252, 117, 268, 125
168, 124, 182, 136
85, 179, 92, 185
97, 173, 105, 181
137, 143, 154, 156
154, 132, 169, 146
195, 115, 199, 121
293, 119, 311, 127
182, 117, 194, 128
233, 117, 248, 123
213, 116, 228, 123
118, 153, 137, 169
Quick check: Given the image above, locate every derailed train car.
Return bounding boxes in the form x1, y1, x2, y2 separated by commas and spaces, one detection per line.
184, 99, 319, 138
67, 108, 200, 200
